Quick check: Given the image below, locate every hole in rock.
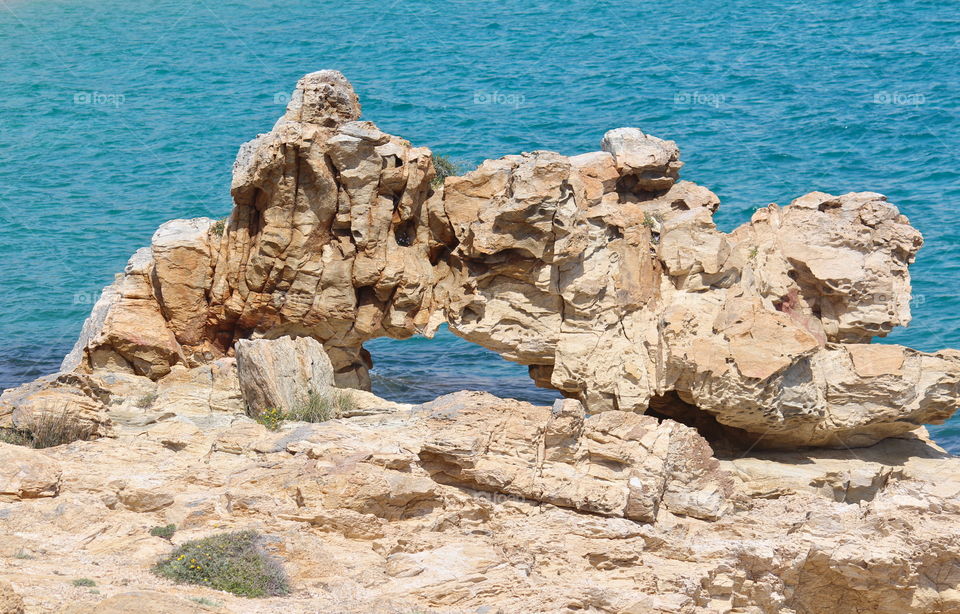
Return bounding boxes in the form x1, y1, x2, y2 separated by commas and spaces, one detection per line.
393, 219, 415, 247
364, 324, 562, 406
646, 391, 759, 456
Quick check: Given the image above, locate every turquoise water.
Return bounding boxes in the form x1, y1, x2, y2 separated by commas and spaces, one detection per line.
1, 0, 958, 448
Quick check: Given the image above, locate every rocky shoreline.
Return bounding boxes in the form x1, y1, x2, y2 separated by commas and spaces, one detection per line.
1, 71, 959, 613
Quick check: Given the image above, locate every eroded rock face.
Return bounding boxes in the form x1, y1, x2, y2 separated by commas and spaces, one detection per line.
418, 391, 731, 521
33, 69, 960, 448
1, 393, 959, 614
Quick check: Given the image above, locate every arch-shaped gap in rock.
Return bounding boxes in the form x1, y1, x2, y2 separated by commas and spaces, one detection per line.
365, 324, 562, 406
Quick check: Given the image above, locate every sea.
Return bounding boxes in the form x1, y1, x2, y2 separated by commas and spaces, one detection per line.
1, 0, 957, 450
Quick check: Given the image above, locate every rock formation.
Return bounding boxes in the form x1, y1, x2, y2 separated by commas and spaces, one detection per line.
418, 393, 732, 522
7, 69, 954, 449
2, 71, 960, 610
234, 336, 335, 414
0, 390, 959, 613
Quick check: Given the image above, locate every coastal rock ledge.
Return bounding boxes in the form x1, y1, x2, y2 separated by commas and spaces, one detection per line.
1, 71, 960, 613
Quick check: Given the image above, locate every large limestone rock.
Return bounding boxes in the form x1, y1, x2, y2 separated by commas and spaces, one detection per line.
235, 335, 335, 414
418, 391, 731, 521
24, 69, 960, 449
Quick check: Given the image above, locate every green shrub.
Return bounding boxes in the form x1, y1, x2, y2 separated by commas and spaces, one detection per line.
135, 392, 159, 409
150, 523, 177, 540
153, 530, 289, 598
72, 578, 96, 587
431, 154, 460, 187
1, 409, 96, 449
0, 429, 31, 446
253, 389, 356, 430
190, 597, 222, 607
211, 218, 227, 237
254, 407, 285, 431
286, 389, 355, 423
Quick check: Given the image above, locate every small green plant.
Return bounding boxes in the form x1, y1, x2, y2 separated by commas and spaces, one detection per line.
13, 549, 34, 560
253, 389, 356, 430
72, 578, 96, 587
153, 530, 289, 598
28, 410, 97, 449
748, 245, 760, 260
150, 523, 177, 540
190, 597, 222, 607
431, 154, 460, 187
211, 218, 227, 237
254, 407, 285, 431
642, 212, 661, 228
135, 392, 159, 409
286, 389, 355, 423
0, 429, 31, 446
1, 408, 97, 449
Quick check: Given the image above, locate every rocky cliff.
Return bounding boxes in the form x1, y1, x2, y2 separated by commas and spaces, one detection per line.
12, 69, 958, 449
1, 71, 960, 613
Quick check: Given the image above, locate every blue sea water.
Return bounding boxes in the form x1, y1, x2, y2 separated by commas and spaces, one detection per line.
0, 0, 958, 448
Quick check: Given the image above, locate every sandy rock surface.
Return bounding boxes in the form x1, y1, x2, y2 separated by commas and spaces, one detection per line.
0, 392, 958, 613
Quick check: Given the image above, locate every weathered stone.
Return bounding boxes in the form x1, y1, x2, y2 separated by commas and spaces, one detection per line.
418, 391, 732, 521
59, 591, 228, 614
0, 389, 956, 613
0, 580, 24, 614
235, 336, 335, 414
24, 70, 960, 451
600, 126, 683, 190
151, 217, 217, 347
0, 443, 61, 501
65, 248, 183, 378
0, 372, 110, 438
153, 358, 245, 416
115, 485, 175, 512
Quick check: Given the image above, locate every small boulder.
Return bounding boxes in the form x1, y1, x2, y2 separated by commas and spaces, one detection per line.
235, 336, 336, 414
600, 127, 682, 190
0, 443, 61, 501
